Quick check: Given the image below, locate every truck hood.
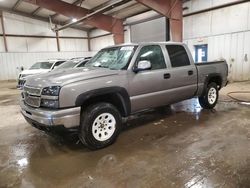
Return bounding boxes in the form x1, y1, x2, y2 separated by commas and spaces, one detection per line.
25, 67, 120, 88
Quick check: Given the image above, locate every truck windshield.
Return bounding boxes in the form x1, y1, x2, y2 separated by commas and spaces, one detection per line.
85, 46, 136, 70
30, 62, 53, 70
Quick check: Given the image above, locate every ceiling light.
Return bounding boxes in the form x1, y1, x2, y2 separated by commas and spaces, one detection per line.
72, 18, 77, 23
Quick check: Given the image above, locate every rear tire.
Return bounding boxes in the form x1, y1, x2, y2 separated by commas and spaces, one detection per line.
199, 82, 219, 109
79, 102, 122, 150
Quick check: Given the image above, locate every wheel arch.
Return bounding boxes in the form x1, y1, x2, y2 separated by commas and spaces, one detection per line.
75, 87, 131, 117
202, 73, 222, 95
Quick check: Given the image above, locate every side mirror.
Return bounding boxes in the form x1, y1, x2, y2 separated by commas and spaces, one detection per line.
133, 60, 151, 73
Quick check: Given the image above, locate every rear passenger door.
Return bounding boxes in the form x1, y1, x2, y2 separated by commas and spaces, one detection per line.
129, 45, 168, 112
163, 45, 197, 102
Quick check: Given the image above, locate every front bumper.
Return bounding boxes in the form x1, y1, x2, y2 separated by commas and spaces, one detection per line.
20, 100, 81, 128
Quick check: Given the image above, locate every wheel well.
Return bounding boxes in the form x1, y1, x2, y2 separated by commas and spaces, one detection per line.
208, 76, 222, 89
80, 93, 129, 117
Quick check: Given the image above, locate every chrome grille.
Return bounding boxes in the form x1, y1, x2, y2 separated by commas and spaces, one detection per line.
23, 86, 41, 107
18, 79, 26, 87
24, 93, 41, 107
24, 86, 41, 96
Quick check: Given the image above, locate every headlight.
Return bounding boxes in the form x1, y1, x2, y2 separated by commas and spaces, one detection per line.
41, 99, 59, 109
41, 86, 61, 96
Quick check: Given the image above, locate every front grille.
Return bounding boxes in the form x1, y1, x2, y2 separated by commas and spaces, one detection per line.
24, 93, 41, 107
23, 86, 41, 107
18, 79, 26, 87
24, 86, 41, 96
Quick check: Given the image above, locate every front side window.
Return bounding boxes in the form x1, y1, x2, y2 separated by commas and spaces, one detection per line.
29, 62, 53, 70
135, 45, 166, 70
53, 61, 65, 69
77, 60, 89, 68
166, 45, 190, 67
85, 46, 136, 70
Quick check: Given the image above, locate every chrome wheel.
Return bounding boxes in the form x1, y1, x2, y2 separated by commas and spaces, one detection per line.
208, 87, 217, 104
92, 113, 116, 141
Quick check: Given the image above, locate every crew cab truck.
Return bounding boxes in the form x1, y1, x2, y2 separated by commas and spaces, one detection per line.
20, 42, 228, 149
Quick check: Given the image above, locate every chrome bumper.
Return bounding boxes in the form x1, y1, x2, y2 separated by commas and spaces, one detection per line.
20, 100, 80, 128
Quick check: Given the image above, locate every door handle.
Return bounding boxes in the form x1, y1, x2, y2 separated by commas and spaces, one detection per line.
188, 70, 193, 75
164, 73, 171, 79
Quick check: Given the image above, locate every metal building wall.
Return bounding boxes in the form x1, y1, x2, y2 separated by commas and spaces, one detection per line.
183, 0, 250, 81
0, 12, 91, 80
0, 51, 95, 80
89, 26, 131, 52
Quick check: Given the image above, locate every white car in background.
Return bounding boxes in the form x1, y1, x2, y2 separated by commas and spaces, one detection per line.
54, 57, 92, 70
17, 59, 66, 89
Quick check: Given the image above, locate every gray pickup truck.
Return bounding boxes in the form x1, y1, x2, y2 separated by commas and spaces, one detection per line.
20, 42, 228, 149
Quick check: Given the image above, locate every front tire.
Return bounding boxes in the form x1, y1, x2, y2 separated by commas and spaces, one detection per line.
199, 82, 219, 109
79, 102, 122, 150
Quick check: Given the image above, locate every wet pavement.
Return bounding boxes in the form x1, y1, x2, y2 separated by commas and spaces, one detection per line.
0, 81, 250, 188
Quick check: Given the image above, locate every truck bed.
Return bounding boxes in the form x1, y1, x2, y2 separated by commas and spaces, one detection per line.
195, 60, 228, 96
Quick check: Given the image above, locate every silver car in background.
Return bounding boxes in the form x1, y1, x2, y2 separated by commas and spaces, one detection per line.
54, 57, 92, 70
17, 59, 67, 89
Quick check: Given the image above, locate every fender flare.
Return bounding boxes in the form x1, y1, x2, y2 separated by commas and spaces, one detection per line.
75, 87, 131, 116
202, 73, 222, 95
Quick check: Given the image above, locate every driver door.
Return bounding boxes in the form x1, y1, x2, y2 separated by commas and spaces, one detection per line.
128, 45, 168, 112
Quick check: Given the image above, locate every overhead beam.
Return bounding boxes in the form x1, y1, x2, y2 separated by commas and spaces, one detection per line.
12, 0, 23, 10
0, 6, 89, 32
51, 0, 83, 20
135, 0, 183, 42
31, 7, 42, 15
92, 0, 131, 13
24, 0, 124, 44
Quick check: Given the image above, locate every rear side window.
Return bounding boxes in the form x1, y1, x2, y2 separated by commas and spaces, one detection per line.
166, 45, 190, 67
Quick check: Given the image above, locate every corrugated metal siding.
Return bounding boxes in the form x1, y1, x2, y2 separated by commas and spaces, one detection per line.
0, 51, 96, 80
184, 31, 250, 81
0, 12, 88, 53
183, 1, 250, 81
0, 12, 92, 80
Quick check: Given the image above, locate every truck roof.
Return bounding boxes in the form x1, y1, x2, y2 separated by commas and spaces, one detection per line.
104, 41, 185, 49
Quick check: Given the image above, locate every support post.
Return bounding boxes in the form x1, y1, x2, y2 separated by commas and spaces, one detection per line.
87, 31, 91, 51
55, 25, 60, 52
112, 19, 124, 44
0, 11, 8, 52
135, 0, 183, 42
169, 0, 183, 42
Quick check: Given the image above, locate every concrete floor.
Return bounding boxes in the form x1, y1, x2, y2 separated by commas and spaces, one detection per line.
0, 81, 250, 188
